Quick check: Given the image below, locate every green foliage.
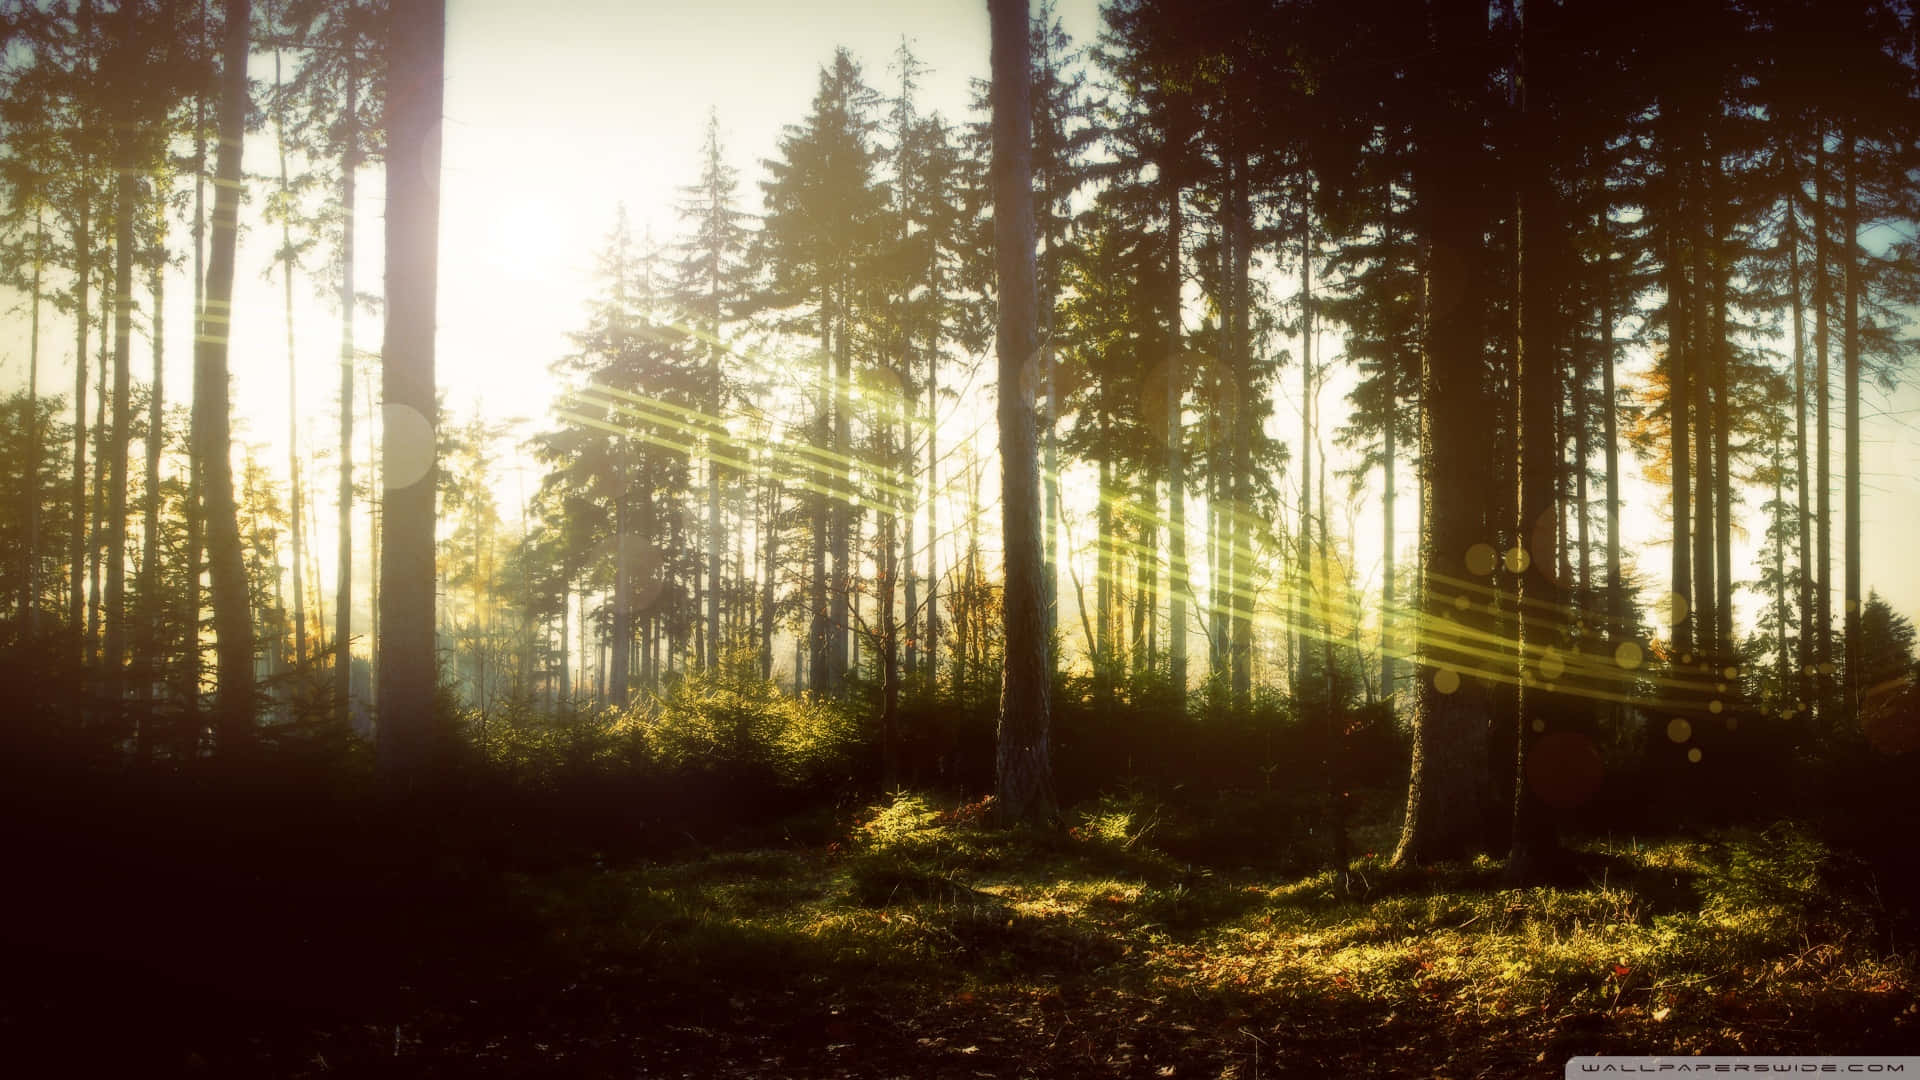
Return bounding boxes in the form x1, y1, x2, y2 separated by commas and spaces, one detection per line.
644, 670, 863, 794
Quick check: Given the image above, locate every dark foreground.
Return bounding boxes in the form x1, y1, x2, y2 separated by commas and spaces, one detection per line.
3, 769, 1916, 1079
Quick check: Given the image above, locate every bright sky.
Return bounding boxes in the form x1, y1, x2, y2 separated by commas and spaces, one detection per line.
1, 0, 1916, 672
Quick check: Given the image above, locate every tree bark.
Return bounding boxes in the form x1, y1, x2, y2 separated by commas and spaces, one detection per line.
1226, 143, 1255, 707
1665, 128, 1693, 658
376, 0, 445, 773
335, 55, 358, 726
1786, 138, 1814, 718
198, 0, 258, 753
1510, 0, 1562, 876
989, 0, 1055, 828
70, 0, 93, 655
105, 0, 139, 703
1812, 122, 1832, 714
136, 212, 165, 751
1393, 0, 1491, 867
23, 216, 44, 636
1841, 126, 1860, 719
1165, 149, 1187, 707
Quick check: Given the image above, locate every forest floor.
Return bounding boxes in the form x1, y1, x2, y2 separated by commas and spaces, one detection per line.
4, 781, 1917, 1077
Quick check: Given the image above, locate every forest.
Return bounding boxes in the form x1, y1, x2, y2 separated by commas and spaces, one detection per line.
2, 0, 1919, 1073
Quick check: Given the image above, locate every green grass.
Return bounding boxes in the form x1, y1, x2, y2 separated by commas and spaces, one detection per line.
9, 787, 1914, 1076
412, 794, 1913, 1076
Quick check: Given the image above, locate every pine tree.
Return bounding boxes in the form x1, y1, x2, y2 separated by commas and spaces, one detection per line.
758, 49, 886, 696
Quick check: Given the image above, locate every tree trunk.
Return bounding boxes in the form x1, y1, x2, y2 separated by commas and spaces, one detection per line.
90, 330, 107, 662
1841, 126, 1860, 719
1786, 140, 1814, 719
70, 0, 94, 654
1690, 141, 1716, 662
376, 0, 445, 772
880, 421, 901, 786
763, 474, 779, 681
1226, 145, 1254, 707
1812, 123, 1832, 713
830, 288, 852, 691
1601, 227, 1621, 638
1096, 451, 1114, 708
1509, 3, 1561, 876
105, 2, 139, 704
708, 361, 722, 671
365, 367, 378, 703
1393, 0, 1491, 867
181, 0, 208, 740
335, 57, 358, 726
1666, 135, 1693, 657
1165, 159, 1187, 706
136, 214, 165, 752
925, 336, 940, 686
1298, 205, 1315, 710
989, 0, 1055, 827
809, 307, 830, 695
23, 217, 44, 636
609, 469, 631, 706
198, 0, 258, 753
1381, 195, 1399, 710
1710, 153, 1733, 655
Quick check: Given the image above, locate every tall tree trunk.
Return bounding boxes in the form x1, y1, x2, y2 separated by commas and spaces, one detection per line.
880, 420, 900, 785
1774, 432, 1791, 696
1709, 152, 1733, 655
335, 56, 358, 726
1320, 452, 1348, 870
1096, 451, 1114, 708
1226, 146, 1255, 707
1574, 334, 1591, 603
182, 0, 207, 734
1298, 206, 1315, 708
809, 308, 830, 695
1165, 158, 1187, 706
706, 372, 721, 664
1841, 126, 1861, 720
1786, 143, 1814, 719
1697, 134, 1728, 657
989, 0, 1054, 827
708, 346, 723, 670
609, 471, 631, 706
1394, 0, 1490, 867
365, 368, 378, 702
1600, 226, 1622, 637
23, 216, 44, 635
376, 0, 445, 771
763, 474, 779, 681
830, 289, 852, 691
90, 328, 108, 662
70, 0, 94, 653
1665, 136, 1693, 657
136, 214, 165, 751
925, 338, 940, 686
1510, 2, 1561, 875
905, 393, 919, 678
198, 0, 258, 753
1812, 123, 1832, 713
105, 0, 139, 706
277, 65, 306, 672
1381, 195, 1399, 710
1041, 199, 1059, 653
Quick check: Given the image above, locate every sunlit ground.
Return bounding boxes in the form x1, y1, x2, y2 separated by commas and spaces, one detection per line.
10, 779, 1912, 1077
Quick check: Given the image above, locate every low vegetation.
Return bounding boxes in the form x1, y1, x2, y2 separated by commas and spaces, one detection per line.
6, 766, 1914, 1077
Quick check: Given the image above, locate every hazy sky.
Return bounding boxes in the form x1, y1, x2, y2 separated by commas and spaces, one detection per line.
0, 0, 1915, 658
